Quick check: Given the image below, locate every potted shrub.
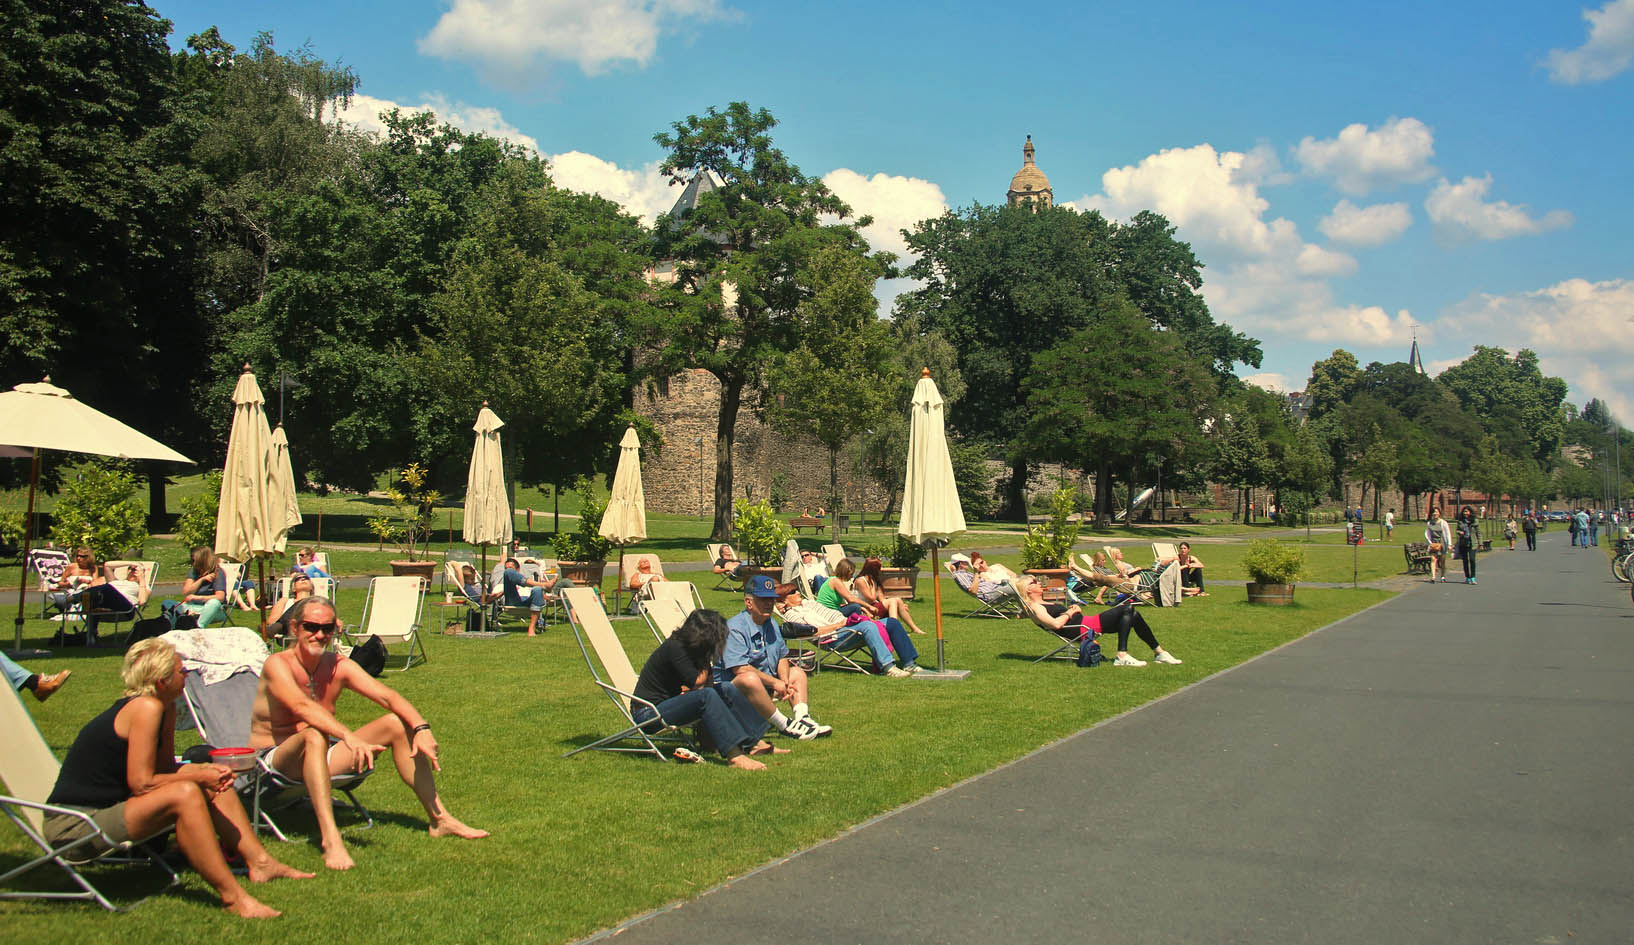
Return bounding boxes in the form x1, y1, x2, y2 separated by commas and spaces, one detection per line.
550, 478, 612, 588
1020, 486, 1079, 598
1243, 539, 1304, 605
368, 463, 440, 583
731, 498, 793, 581
859, 535, 925, 600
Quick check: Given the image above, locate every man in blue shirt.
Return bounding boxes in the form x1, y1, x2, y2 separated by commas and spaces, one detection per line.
715, 575, 832, 740
499, 558, 568, 636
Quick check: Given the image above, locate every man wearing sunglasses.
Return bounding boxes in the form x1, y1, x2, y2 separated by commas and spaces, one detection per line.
249, 596, 488, 870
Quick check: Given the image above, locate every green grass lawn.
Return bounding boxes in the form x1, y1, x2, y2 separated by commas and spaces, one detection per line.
2, 578, 1390, 941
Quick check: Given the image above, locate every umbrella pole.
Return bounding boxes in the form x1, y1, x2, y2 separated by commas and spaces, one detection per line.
10, 448, 46, 658
257, 558, 268, 640
931, 546, 946, 672
316, 511, 323, 548
478, 544, 488, 633
613, 553, 624, 618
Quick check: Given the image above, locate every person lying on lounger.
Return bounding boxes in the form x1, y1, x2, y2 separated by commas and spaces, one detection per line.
1016, 576, 1182, 668
249, 596, 487, 871
774, 582, 919, 677
949, 553, 1019, 605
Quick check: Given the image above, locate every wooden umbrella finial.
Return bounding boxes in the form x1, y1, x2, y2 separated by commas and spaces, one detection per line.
920, 367, 931, 377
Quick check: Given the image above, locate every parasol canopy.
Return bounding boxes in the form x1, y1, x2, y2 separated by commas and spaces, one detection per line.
462, 404, 513, 548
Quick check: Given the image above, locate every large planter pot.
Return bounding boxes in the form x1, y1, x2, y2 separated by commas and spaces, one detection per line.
558, 560, 607, 588
879, 567, 920, 600
390, 560, 437, 585
1024, 567, 1070, 602
1246, 582, 1295, 605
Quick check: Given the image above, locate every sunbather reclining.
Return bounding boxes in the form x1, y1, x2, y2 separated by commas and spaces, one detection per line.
627, 556, 665, 592
949, 552, 1019, 605
249, 596, 488, 871
1069, 552, 1138, 604
1017, 576, 1182, 668
774, 582, 919, 676
713, 545, 747, 581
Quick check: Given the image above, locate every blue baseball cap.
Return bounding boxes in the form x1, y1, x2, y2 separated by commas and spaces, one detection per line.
746, 574, 780, 598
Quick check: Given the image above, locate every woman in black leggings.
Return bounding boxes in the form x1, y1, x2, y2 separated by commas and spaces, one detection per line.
1018, 576, 1182, 667
1456, 506, 1480, 585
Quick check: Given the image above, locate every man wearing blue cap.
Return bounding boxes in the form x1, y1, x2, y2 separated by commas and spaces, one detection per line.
716, 574, 832, 740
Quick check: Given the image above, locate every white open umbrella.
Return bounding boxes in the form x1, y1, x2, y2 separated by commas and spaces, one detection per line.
214, 367, 286, 635
0, 377, 193, 654
898, 369, 968, 676
463, 403, 513, 580
268, 424, 304, 555
599, 425, 646, 615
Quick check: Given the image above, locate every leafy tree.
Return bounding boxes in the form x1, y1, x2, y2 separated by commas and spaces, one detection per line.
1280, 422, 1333, 536
857, 318, 965, 523
1305, 349, 1361, 420
1467, 434, 1514, 514
49, 463, 147, 560
1214, 415, 1273, 521
644, 102, 883, 540
1352, 425, 1400, 520
1437, 346, 1568, 464
174, 470, 223, 551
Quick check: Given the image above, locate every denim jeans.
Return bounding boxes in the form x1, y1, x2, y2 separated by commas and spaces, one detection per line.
2, 651, 33, 691
507, 586, 545, 611
631, 683, 767, 755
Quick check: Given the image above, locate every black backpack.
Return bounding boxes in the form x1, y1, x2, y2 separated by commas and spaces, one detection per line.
349, 635, 387, 677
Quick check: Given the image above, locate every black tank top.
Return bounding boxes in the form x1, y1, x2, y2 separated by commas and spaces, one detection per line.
47, 697, 140, 808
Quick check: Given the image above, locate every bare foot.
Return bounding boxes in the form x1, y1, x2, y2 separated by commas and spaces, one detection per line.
248, 856, 316, 882
322, 844, 356, 871
429, 815, 489, 839
748, 741, 791, 756
726, 754, 767, 770
33, 670, 70, 702
223, 892, 281, 918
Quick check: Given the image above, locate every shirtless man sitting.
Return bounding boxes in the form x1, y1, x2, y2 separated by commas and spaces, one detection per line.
248, 596, 488, 869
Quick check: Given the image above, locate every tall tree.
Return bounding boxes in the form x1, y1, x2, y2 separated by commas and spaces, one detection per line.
857, 318, 965, 524
644, 102, 882, 540
1305, 349, 1361, 420
1437, 346, 1568, 464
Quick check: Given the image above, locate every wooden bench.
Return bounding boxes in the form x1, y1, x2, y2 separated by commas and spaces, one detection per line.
787, 516, 823, 534
1403, 542, 1432, 575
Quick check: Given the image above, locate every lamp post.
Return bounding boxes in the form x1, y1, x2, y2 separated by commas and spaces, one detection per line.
695, 437, 704, 519
861, 428, 873, 531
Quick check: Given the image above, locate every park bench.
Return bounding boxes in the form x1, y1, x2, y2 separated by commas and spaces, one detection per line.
1403, 541, 1432, 575
787, 515, 823, 534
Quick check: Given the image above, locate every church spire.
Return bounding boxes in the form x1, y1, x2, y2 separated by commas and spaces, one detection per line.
1408, 329, 1425, 375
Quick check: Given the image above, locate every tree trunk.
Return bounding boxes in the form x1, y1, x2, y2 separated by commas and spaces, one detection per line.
1002, 458, 1028, 521
1094, 463, 1112, 526
710, 377, 744, 541
829, 446, 841, 544
146, 463, 168, 533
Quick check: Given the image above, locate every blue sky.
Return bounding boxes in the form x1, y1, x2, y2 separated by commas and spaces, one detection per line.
159, 0, 1634, 416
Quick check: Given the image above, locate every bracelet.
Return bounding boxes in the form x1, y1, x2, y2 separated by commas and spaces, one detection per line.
412, 723, 431, 735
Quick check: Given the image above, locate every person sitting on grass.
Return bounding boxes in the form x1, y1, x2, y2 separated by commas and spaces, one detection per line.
2, 650, 70, 702
854, 557, 926, 635
47, 639, 313, 918
949, 552, 1020, 606
632, 609, 782, 769
774, 582, 919, 677
249, 596, 488, 871
714, 575, 832, 741
1017, 576, 1181, 668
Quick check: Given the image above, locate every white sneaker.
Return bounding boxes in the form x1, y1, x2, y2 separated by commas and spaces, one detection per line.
786, 715, 833, 739
884, 665, 913, 678
1153, 651, 1182, 665
1113, 653, 1147, 667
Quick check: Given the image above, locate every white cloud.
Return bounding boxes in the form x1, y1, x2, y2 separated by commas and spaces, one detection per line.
1546, 0, 1634, 83
1436, 278, 1634, 418
419, 0, 735, 85
1294, 305, 1422, 347
1242, 372, 1291, 393
1318, 199, 1413, 246
337, 92, 542, 153
1424, 175, 1574, 241
1296, 244, 1358, 277
1293, 117, 1436, 195
820, 169, 949, 260
546, 151, 675, 223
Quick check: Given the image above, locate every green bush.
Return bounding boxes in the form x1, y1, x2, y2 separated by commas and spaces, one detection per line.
174, 471, 222, 551
367, 463, 441, 561
731, 498, 793, 566
1243, 539, 1306, 585
858, 534, 926, 569
1019, 485, 1079, 569
49, 462, 147, 561
550, 477, 614, 562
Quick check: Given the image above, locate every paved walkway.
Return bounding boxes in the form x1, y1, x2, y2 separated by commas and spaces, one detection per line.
585, 529, 1634, 944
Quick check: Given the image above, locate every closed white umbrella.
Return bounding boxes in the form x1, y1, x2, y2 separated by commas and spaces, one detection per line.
0, 377, 193, 654
268, 424, 303, 555
600, 425, 646, 614
898, 369, 967, 676
463, 403, 512, 581
214, 367, 281, 635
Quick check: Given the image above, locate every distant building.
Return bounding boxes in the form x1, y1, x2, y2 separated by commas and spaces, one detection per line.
1285, 390, 1312, 423
1408, 332, 1426, 375
1006, 136, 1053, 209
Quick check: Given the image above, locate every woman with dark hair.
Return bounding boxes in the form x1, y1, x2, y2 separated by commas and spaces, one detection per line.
1017, 575, 1181, 667
1456, 506, 1481, 585
853, 557, 926, 634
816, 558, 868, 618
631, 609, 781, 769
44, 639, 312, 917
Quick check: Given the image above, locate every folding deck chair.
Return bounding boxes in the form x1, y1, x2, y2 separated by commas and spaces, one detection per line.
646, 580, 701, 617
705, 543, 744, 591
561, 586, 697, 761
1151, 542, 1178, 567
93, 559, 157, 641
28, 548, 71, 620
346, 576, 427, 671
944, 561, 1019, 619
821, 544, 848, 572
641, 597, 688, 642
181, 670, 373, 842
0, 681, 178, 911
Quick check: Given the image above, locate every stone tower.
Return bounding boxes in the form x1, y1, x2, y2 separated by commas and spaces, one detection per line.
1006, 135, 1053, 208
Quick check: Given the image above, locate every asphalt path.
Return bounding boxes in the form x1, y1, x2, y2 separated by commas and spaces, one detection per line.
584, 528, 1634, 945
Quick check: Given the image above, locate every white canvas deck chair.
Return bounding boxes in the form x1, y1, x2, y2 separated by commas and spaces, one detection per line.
944, 560, 1019, 619
0, 681, 178, 911
821, 544, 848, 572
98, 559, 157, 640
277, 573, 335, 603
561, 587, 696, 761
28, 548, 72, 620
705, 543, 743, 591
181, 670, 373, 842
646, 580, 701, 617
641, 597, 688, 643
216, 560, 257, 613
346, 576, 427, 671
1151, 542, 1178, 567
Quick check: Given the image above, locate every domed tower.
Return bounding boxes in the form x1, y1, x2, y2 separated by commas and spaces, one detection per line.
1006, 135, 1053, 209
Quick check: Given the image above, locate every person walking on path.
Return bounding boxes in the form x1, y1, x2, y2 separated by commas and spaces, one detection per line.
1574, 509, 1591, 550
1503, 513, 1518, 550
1425, 509, 1453, 583
1456, 506, 1480, 584
1522, 511, 1538, 551
1384, 508, 1395, 540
